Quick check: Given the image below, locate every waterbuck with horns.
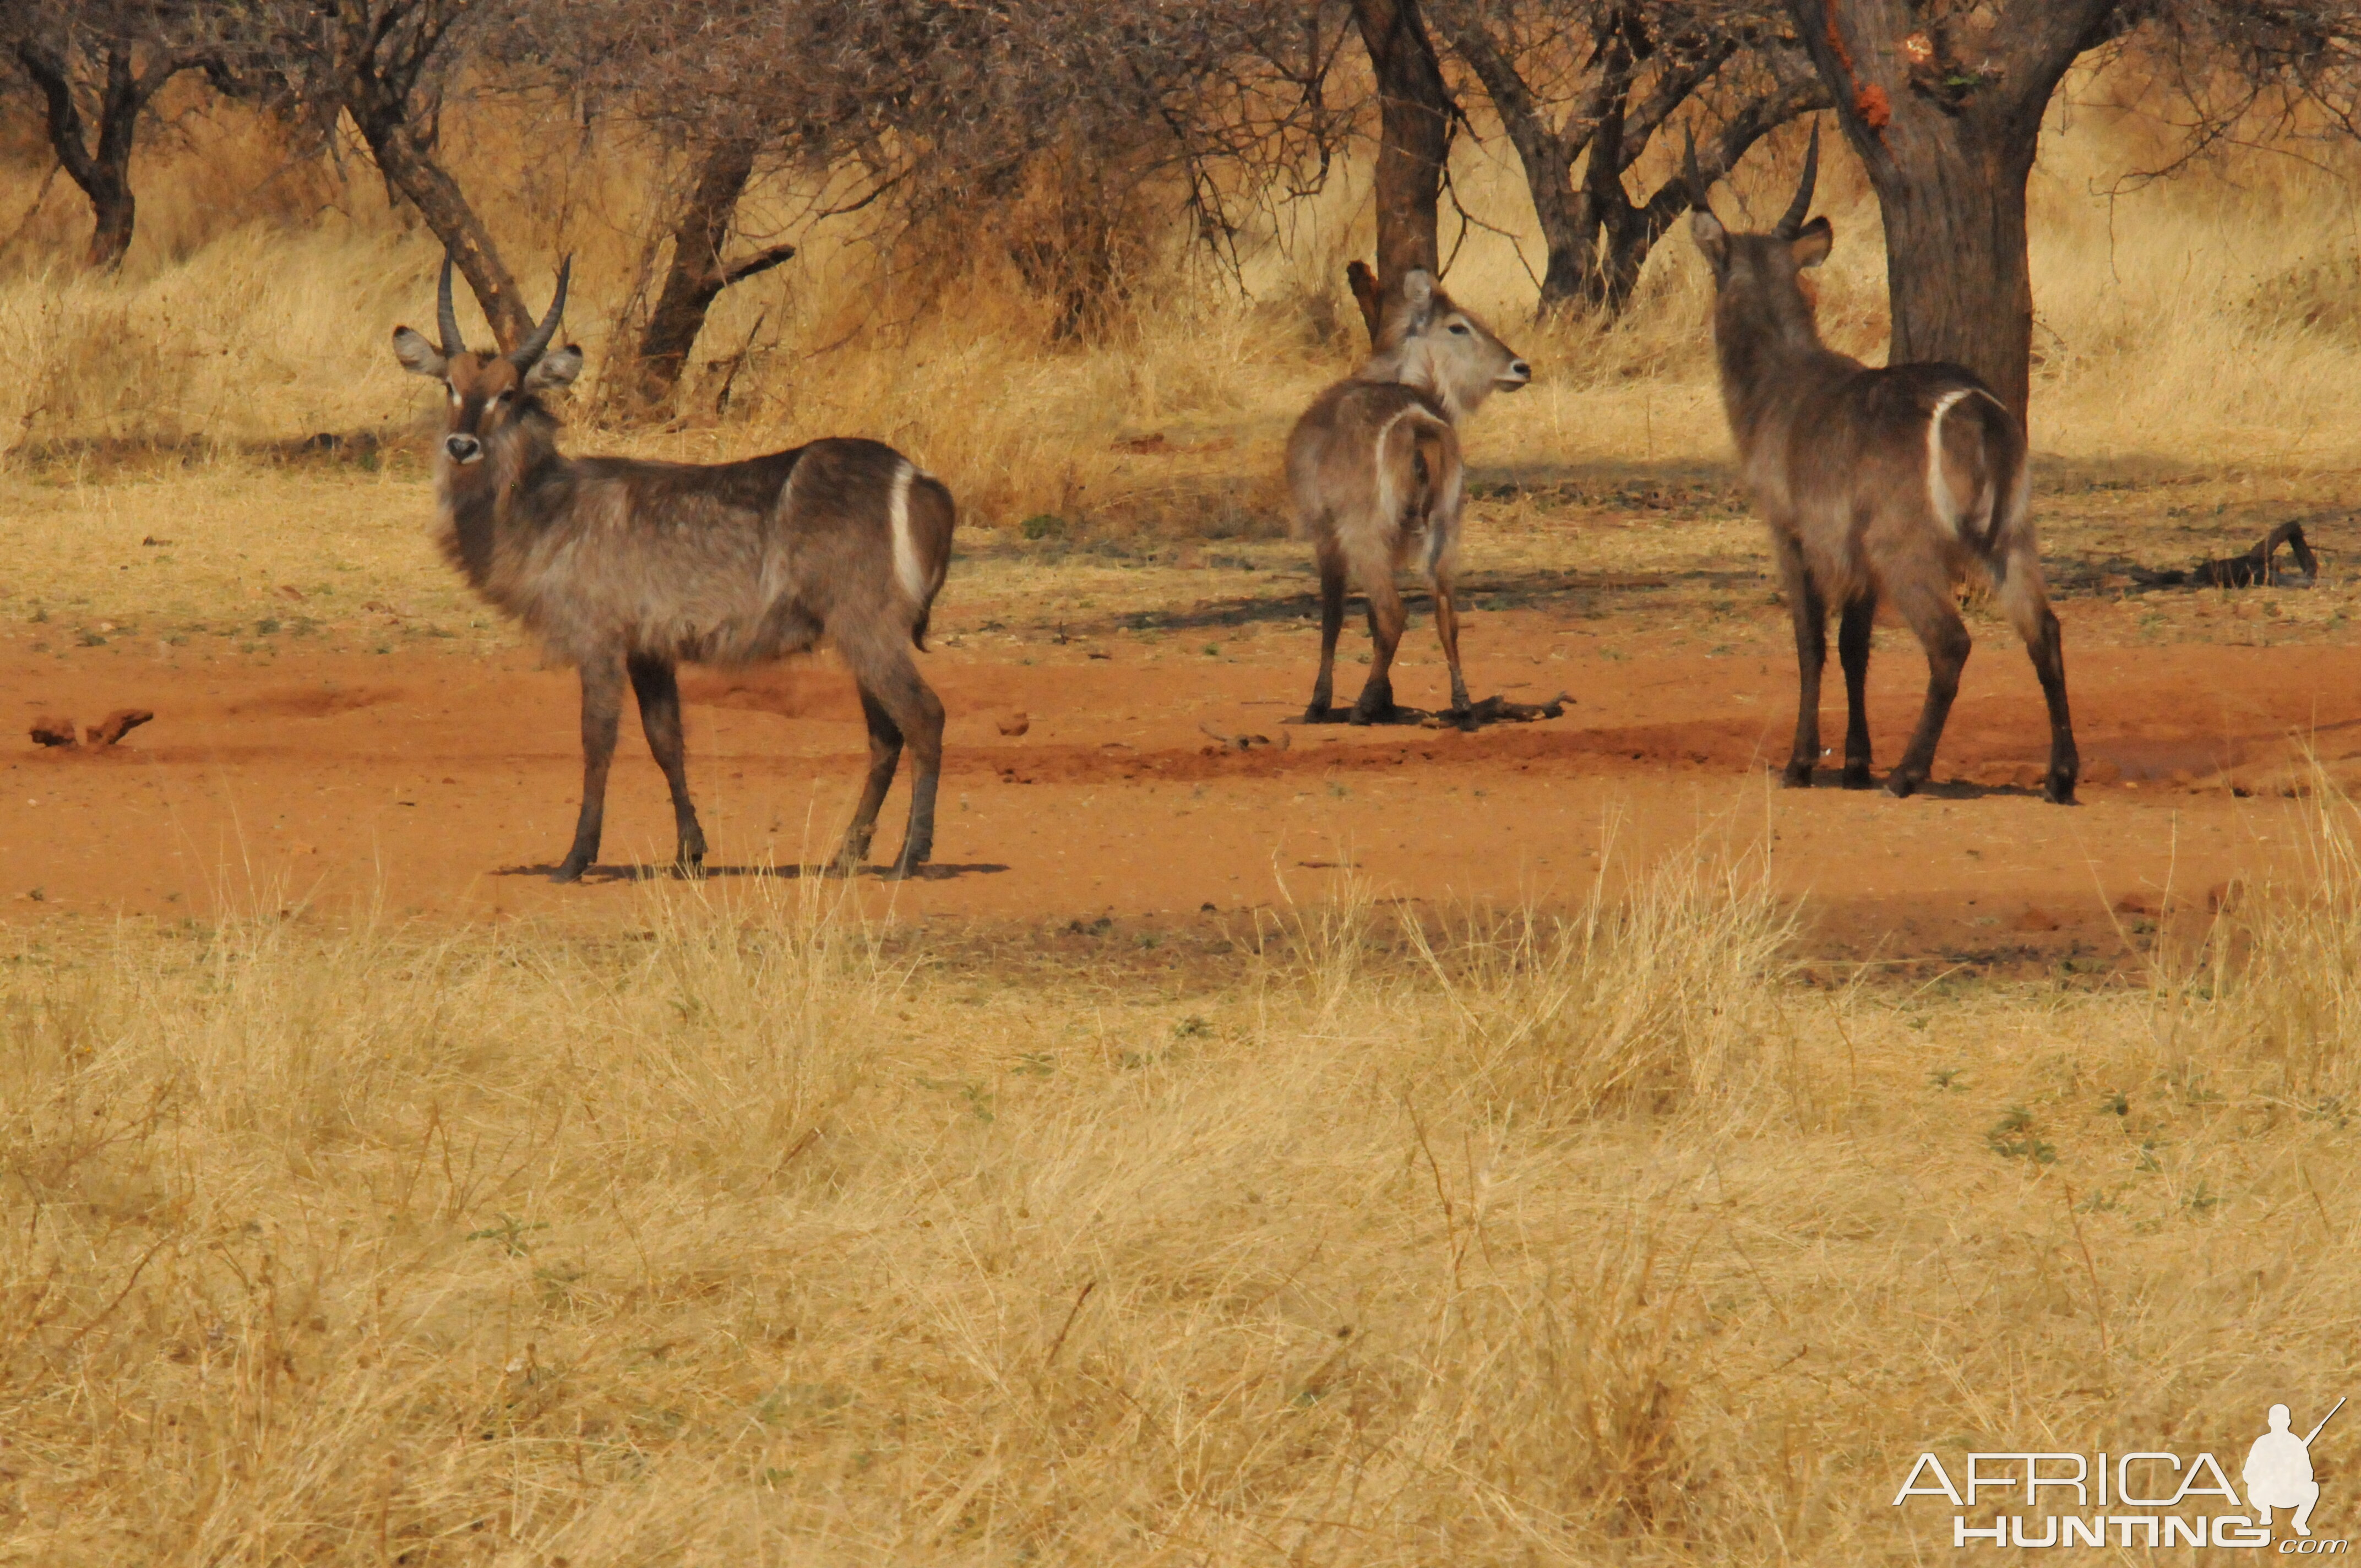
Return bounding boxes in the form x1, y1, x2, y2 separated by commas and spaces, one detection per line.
1689, 127, 2077, 802
1288, 268, 1530, 724
391, 259, 956, 880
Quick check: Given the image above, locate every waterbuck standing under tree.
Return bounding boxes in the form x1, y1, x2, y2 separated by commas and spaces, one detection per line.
390, 258, 956, 880
1288, 268, 1529, 723
1689, 126, 2075, 802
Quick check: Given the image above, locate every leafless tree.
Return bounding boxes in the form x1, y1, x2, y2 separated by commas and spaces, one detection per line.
1352, 0, 1457, 296
0, 0, 227, 269
533, 0, 1346, 410
224, 0, 539, 349
1430, 0, 1829, 315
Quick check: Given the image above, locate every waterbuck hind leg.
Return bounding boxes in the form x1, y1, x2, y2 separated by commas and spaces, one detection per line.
1996, 554, 2079, 804
1836, 594, 1878, 788
834, 638, 947, 880
883, 668, 945, 881
1350, 580, 1407, 725
1307, 549, 1346, 722
556, 654, 626, 883
628, 652, 707, 873
831, 688, 903, 875
1885, 580, 1972, 799
1432, 569, 1473, 723
1773, 532, 1826, 787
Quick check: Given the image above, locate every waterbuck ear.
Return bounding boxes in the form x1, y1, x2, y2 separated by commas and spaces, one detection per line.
1689, 211, 1729, 276
524, 344, 584, 391
1374, 268, 1439, 347
391, 325, 447, 379
1790, 216, 1834, 270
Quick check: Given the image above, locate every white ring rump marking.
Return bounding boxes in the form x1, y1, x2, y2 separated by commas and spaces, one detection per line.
888, 460, 924, 602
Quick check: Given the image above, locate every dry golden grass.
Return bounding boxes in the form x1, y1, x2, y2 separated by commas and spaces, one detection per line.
6, 813, 2361, 1564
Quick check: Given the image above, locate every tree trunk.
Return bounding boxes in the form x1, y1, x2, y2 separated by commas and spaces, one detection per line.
1350, 0, 1451, 293
630, 137, 797, 413
1864, 127, 2040, 417
1428, 3, 1603, 317
346, 91, 534, 350
1785, 0, 2120, 424
18, 43, 145, 271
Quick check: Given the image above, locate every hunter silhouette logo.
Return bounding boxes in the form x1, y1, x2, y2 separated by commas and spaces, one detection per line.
1891, 1397, 2348, 1549
2249, 1400, 2343, 1539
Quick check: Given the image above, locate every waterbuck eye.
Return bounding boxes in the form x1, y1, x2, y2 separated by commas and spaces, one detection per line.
1448, 322, 1471, 336
493, 389, 514, 404
446, 386, 461, 406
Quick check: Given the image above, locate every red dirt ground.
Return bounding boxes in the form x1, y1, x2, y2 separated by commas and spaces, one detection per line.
6, 609, 2354, 966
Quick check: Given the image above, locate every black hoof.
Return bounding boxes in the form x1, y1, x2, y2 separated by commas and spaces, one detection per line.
551, 860, 589, 884
1781, 764, 1814, 789
1885, 771, 1922, 799
1348, 703, 1396, 727
1841, 764, 1874, 791
2045, 775, 2078, 805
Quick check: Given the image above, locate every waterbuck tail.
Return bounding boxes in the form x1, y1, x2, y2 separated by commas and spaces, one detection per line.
1385, 411, 1463, 581
1925, 386, 2026, 561
891, 462, 957, 649
1423, 429, 1464, 581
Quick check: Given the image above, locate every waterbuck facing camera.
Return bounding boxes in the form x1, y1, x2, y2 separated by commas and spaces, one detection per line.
1689, 126, 2077, 803
391, 258, 956, 880
1287, 269, 1530, 724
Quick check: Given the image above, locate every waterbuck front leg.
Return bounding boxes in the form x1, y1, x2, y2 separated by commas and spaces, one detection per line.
627, 652, 707, 873
1836, 593, 1878, 789
555, 652, 625, 883
1306, 546, 1346, 723
1772, 531, 1826, 787
1885, 578, 1972, 799
1350, 578, 1408, 725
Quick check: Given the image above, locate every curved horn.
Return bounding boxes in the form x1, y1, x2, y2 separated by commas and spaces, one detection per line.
1775, 121, 1820, 238
1683, 128, 1715, 215
510, 255, 572, 368
436, 256, 463, 357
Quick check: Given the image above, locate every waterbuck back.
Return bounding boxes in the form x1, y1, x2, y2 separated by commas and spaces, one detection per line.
390, 257, 957, 880
1287, 269, 1530, 725
1689, 128, 2076, 804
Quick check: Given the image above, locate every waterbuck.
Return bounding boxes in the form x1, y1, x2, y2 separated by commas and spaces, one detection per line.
391, 259, 956, 881
1287, 268, 1530, 724
1689, 129, 2077, 803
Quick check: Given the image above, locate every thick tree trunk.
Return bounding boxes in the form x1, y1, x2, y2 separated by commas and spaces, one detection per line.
1430, 4, 1601, 316
18, 43, 146, 271
1350, 0, 1451, 292
631, 137, 797, 412
1785, 0, 2120, 425
1864, 127, 2039, 417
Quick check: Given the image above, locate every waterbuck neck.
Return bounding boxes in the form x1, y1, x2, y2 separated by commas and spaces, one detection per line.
437, 404, 570, 592
1355, 338, 1486, 426
1711, 280, 1847, 452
